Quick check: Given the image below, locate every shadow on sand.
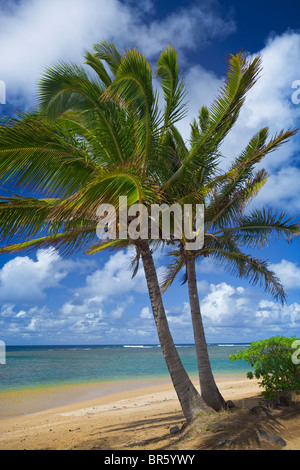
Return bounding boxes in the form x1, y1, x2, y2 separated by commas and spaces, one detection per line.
70, 393, 300, 450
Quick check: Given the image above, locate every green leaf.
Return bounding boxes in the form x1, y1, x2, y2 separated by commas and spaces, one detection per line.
156, 45, 187, 127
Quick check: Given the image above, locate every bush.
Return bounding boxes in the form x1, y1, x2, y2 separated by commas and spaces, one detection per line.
229, 336, 300, 402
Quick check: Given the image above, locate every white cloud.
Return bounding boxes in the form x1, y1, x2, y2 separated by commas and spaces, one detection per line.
27, 317, 38, 332
0, 248, 152, 343
252, 166, 300, 212
77, 249, 147, 298
16, 310, 26, 318
2, 251, 300, 343
0, 248, 72, 304
146, 278, 300, 342
0, 0, 235, 109
200, 281, 300, 335
167, 301, 190, 326
134, 2, 235, 59
269, 259, 300, 289
220, 32, 300, 169
61, 296, 105, 318
140, 306, 151, 319
110, 305, 125, 319
0, 0, 131, 106
0, 304, 15, 317
157, 279, 300, 342
196, 257, 221, 274
60, 249, 147, 319
201, 282, 240, 325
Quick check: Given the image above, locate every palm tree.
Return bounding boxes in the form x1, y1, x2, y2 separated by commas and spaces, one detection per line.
0, 43, 213, 421
161, 107, 299, 410
90, 49, 297, 413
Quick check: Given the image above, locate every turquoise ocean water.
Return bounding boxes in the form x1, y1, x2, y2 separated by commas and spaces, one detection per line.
1, 344, 250, 392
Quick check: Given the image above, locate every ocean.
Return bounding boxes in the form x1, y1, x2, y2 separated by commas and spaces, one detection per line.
1, 343, 250, 392
0, 344, 252, 418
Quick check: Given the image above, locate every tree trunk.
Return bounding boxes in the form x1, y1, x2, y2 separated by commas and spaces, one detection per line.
138, 240, 212, 421
186, 252, 226, 411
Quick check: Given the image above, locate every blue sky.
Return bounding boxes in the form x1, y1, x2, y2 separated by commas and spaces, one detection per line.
0, 0, 300, 345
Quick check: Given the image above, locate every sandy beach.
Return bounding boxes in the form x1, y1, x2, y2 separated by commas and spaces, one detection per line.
0, 376, 299, 450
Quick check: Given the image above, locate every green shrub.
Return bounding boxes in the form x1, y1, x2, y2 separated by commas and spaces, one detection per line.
229, 336, 300, 402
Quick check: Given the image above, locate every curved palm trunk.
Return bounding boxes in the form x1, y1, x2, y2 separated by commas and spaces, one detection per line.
138, 240, 211, 421
186, 253, 226, 411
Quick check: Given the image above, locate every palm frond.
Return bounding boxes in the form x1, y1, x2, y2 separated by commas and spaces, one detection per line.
205, 168, 268, 230
0, 224, 97, 257
203, 246, 286, 304
160, 250, 186, 293
0, 195, 59, 242
38, 61, 104, 121
162, 53, 262, 190
93, 41, 122, 77
86, 238, 129, 255
38, 61, 127, 165
48, 167, 158, 221
229, 127, 297, 183
198, 106, 210, 133
103, 47, 161, 169
223, 208, 300, 248
83, 50, 112, 87
0, 113, 95, 196
156, 46, 187, 128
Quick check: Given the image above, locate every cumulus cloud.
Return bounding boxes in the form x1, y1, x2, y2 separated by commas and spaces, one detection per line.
73, 249, 147, 298
200, 281, 300, 337
0, 0, 235, 109
59, 249, 147, 321
0, 303, 66, 339
269, 259, 300, 289
61, 296, 105, 318
145, 279, 300, 342
133, 1, 236, 58
140, 306, 151, 319
0, 247, 101, 341
0, 248, 72, 304
0, 248, 151, 343
2, 249, 300, 343
253, 166, 300, 212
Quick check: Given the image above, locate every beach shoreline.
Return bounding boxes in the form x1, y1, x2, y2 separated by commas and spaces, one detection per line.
1, 375, 299, 450
0, 373, 246, 421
